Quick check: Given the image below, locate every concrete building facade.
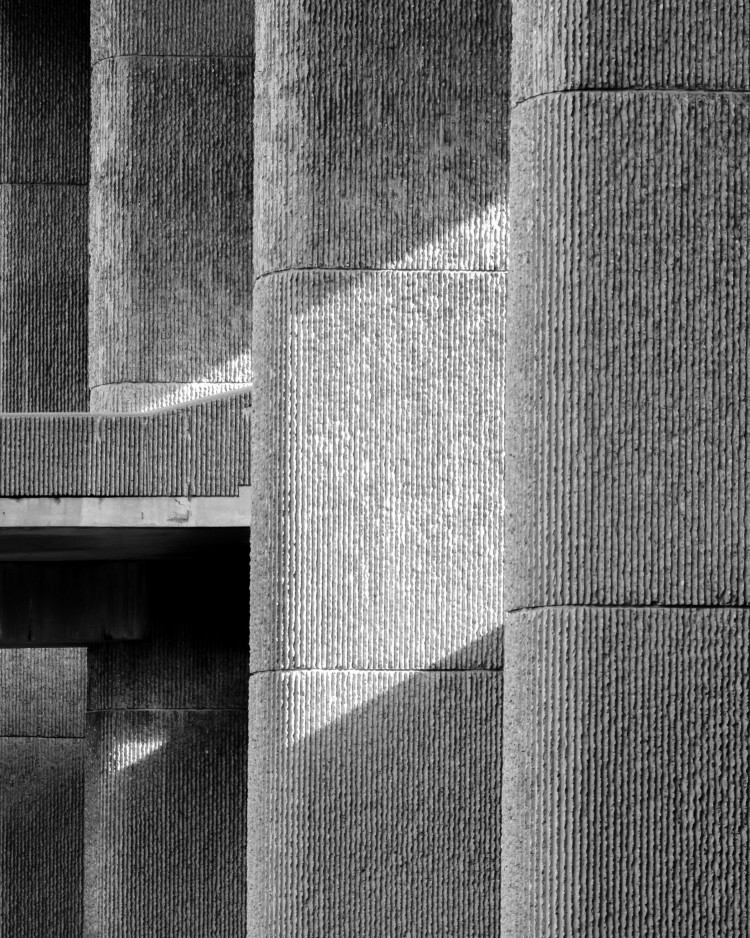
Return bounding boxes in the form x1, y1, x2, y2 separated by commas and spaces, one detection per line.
0, 1, 747, 936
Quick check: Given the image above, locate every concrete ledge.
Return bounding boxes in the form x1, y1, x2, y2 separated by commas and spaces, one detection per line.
0, 488, 250, 529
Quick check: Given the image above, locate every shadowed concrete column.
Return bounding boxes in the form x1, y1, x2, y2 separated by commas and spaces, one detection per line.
84, 557, 248, 937
250, 1, 508, 933
89, 0, 253, 413
0, 1, 89, 412
0, 648, 85, 937
503, 4, 750, 934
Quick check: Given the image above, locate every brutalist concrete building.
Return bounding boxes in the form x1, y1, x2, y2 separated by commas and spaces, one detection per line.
1, 1, 747, 936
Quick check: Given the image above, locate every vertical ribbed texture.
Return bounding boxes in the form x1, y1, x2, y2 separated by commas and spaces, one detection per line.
251, 1, 509, 934
84, 573, 248, 938
91, 0, 254, 61
0, 0, 89, 412
503, 608, 750, 937
0, 648, 85, 937
248, 670, 503, 938
0, 186, 88, 411
255, 0, 508, 275
0, 647, 85, 736
512, 0, 750, 104
85, 711, 246, 938
252, 270, 504, 669
0, 1, 89, 182
89, 1, 253, 412
506, 92, 750, 610
0, 738, 84, 938
504, 5, 750, 937
0, 391, 251, 496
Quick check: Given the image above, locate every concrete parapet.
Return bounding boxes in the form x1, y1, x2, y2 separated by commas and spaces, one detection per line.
0, 391, 250, 497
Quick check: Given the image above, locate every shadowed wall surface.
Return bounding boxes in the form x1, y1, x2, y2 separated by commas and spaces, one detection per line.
250, 1, 508, 933
84, 556, 248, 938
89, 0, 254, 413
0, 0, 89, 412
0, 648, 85, 937
503, 3, 750, 935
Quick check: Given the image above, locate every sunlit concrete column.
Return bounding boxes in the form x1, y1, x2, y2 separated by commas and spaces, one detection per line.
89, 0, 253, 413
0, 1, 89, 411
250, 1, 508, 933
503, 4, 750, 934
0, 649, 85, 937
84, 557, 248, 937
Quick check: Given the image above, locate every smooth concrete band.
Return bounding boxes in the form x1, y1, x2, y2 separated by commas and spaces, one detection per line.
89, 1, 253, 413
0, 1, 89, 412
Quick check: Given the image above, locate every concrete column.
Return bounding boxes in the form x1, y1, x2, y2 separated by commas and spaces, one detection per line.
0, 648, 85, 937
84, 556, 248, 937
503, 4, 750, 935
89, 0, 253, 413
250, 1, 508, 933
0, 1, 89, 412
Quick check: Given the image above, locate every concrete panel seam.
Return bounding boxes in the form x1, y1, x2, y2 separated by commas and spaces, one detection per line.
507, 603, 750, 615
514, 87, 750, 108
255, 265, 508, 282
93, 53, 253, 65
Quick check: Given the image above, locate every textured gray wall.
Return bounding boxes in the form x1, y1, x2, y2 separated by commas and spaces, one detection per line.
0, 392, 250, 497
0, 0, 89, 412
89, 0, 254, 413
503, 3, 750, 935
250, 1, 508, 933
84, 557, 248, 937
0, 648, 85, 937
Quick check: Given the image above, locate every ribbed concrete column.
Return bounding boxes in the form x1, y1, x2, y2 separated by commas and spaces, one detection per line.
0, 649, 85, 937
0, 1, 89, 412
503, 5, 750, 934
89, 0, 253, 413
250, 2, 508, 933
84, 558, 248, 937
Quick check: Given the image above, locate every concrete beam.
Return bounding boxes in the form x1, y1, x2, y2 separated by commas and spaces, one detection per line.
0, 487, 251, 529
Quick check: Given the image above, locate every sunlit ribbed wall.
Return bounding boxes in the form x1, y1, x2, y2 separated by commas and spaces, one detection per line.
249, 2, 508, 933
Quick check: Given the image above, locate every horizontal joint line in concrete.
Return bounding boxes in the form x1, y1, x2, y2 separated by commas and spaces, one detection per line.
255, 266, 508, 282
86, 707, 246, 714
93, 53, 253, 66
514, 88, 750, 108
507, 603, 750, 615
0, 181, 87, 188
0, 734, 82, 740
248, 667, 503, 677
